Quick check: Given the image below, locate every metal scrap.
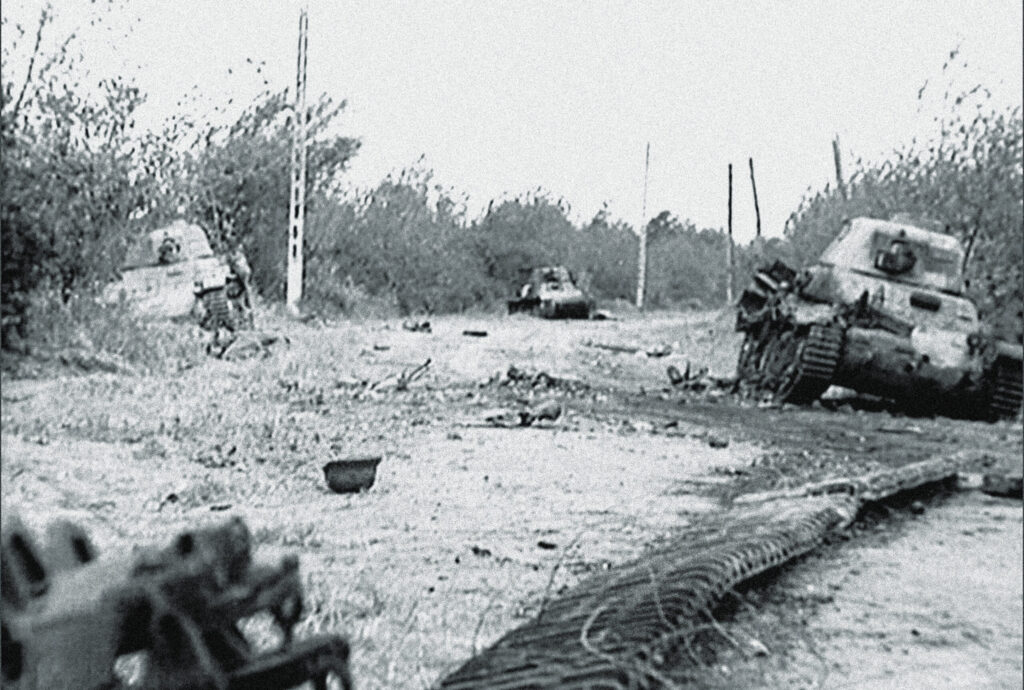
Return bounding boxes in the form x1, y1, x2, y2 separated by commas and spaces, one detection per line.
1, 515, 351, 690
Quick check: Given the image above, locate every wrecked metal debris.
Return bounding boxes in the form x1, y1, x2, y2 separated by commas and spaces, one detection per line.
2, 514, 351, 690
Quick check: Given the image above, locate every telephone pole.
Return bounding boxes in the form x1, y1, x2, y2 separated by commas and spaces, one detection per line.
636, 142, 650, 310
832, 134, 846, 200
286, 4, 309, 312
726, 163, 734, 304
748, 157, 761, 238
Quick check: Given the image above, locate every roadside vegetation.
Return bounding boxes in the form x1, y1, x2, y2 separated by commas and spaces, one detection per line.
2, 5, 1021, 372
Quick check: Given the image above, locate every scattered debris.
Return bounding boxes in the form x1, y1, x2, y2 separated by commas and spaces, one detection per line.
665, 361, 733, 393
981, 472, 1023, 499
500, 365, 589, 394
483, 401, 563, 428
706, 434, 730, 449
645, 344, 673, 358
463, 329, 488, 337
522, 401, 563, 426
585, 340, 673, 358
402, 319, 432, 333
585, 341, 639, 355
367, 358, 432, 392
210, 330, 289, 360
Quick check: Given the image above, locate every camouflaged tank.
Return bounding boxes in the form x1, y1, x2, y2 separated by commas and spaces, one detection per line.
736, 216, 1023, 419
102, 219, 252, 331
507, 266, 593, 319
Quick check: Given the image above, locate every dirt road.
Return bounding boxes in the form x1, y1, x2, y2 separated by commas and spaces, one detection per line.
2, 310, 1020, 688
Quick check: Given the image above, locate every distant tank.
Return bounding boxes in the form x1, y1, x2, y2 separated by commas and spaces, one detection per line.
735, 216, 1023, 420
507, 266, 593, 319
102, 219, 252, 331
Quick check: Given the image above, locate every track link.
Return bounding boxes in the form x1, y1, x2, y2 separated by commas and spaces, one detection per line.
989, 357, 1023, 420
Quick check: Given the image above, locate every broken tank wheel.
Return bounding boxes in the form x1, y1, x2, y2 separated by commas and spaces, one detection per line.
736, 332, 765, 380
988, 357, 1023, 420
763, 324, 842, 405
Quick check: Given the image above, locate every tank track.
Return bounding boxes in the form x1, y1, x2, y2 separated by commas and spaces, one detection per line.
201, 288, 234, 331
776, 323, 843, 404
989, 357, 1023, 420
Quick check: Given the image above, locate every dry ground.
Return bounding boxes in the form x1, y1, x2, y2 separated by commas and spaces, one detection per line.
2, 308, 1020, 688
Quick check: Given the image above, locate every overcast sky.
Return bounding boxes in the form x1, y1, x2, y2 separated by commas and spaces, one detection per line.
4, 1, 1022, 242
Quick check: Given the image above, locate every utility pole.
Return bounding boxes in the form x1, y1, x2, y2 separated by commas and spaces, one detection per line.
286, 4, 309, 312
748, 157, 761, 238
635, 142, 651, 310
832, 134, 846, 200
726, 163, 734, 304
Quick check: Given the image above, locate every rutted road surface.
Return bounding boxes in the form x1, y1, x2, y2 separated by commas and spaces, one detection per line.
1, 310, 1020, 688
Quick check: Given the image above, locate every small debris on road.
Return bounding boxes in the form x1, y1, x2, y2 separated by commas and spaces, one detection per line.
706, 434, 730, 449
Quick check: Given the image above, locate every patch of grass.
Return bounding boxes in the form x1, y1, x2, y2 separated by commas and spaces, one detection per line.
3, 290, 207, 376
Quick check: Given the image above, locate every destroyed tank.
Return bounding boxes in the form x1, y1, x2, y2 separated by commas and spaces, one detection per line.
507, 266, 593, 319
736, 216, 1023, 419
102, 219, 252, 331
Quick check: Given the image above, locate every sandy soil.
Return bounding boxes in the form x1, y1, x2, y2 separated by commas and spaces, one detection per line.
1, 309, 1020, 688
678, 491, 1023, 689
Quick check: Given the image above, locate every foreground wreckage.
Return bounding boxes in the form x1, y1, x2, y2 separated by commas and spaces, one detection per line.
507, 266, 593, 319
1, 515, 350, 689
736, 216, 1023, 419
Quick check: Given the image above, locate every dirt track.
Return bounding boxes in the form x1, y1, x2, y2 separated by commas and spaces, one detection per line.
1, 309, 1020, 688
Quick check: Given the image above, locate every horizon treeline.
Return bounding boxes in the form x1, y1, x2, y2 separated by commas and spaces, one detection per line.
3, 9, 1021, 350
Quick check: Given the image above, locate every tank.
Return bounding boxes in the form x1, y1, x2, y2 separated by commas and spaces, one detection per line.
507, 266, 593, 319
102, 219, 252, 331
735, 216, 1023, 420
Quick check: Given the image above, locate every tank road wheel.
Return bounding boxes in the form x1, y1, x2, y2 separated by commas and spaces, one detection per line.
764, 324, 843, 405
200, 288, 233, 332
988, 357, 1023, 420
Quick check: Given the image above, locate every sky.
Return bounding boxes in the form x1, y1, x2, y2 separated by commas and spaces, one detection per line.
3, 0, 1022, 243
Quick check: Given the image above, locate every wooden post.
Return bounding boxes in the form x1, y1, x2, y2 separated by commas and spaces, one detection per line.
748, 157, 761, 238
832, 135, 846, 200
286, 5, 309, 312
727, 163, 734, 304
636, 142, 650, 310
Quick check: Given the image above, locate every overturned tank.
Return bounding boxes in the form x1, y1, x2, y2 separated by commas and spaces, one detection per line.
736, 216, 1023, 419
102, 219, 253, 331
507, 266, 593, 319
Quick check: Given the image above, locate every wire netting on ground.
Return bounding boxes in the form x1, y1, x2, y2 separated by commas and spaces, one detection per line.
441, 457, 964, 689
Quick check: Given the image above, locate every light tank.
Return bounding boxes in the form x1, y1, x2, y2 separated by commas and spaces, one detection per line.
735, 216, 1023, 419
102, 219, 252, 331
507, 266, 593, 319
